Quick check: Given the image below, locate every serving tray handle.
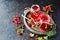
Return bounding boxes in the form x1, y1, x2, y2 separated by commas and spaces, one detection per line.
24, 7, 30, 15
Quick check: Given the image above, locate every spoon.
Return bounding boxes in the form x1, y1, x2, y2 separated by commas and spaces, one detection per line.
21, 14, 29, 20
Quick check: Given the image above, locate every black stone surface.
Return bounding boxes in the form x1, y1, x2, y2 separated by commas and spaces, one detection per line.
0, 0, 60, 40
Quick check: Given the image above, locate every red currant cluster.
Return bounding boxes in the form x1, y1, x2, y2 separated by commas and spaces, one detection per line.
43, 5, 52, 12
12, 15, 25, 35
12, 15, 21, 26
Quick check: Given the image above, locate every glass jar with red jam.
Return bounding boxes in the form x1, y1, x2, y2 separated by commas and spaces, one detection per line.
30, 4, 41, 20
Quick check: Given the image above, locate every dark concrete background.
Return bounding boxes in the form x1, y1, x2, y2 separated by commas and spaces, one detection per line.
0, 0, 60, 40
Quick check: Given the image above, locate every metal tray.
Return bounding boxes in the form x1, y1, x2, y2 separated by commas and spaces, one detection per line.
23, 8, 56, 36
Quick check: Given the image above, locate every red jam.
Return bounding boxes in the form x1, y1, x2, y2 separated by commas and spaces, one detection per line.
40, 14, 50, 23
32, 6, 38, 10
29, 20, 35, 26
41, 15, 48, 21
31, 11, 40, 19
34, 15, 41, 22
40, 23, 50, 31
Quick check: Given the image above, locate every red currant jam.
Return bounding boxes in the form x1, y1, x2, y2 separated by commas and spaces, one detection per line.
32, 6, 38, 10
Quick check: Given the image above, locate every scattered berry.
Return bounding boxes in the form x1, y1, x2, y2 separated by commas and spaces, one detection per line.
43, 7, 46, 12
12, 15, 21, 26
22, 24, 25, 29
15, 15, 20, 19
17, 31, 22, 35
47, 5, 51, 11
17, 21, 21, 24
36, 37, 38, 40
35, 35, 38, 38
28, 34, 31, 38
17, 28, 24, 35
46, 5, 49, 8
43, 5, 52, 14
17, 26, 22, 28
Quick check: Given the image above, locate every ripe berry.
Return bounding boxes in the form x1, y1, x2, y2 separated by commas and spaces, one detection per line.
36, 37, 38, 40
29, 20, 35, 26
15, 15, 20, 19
28, 34, 31, 38
17, 31, 22, 35
18, 26, 22, 28
46, 6, 49, 9
43, 7, 46, 12
22, 24, 25, 29
35, 35, 38, 38
47, 5, 51, 11
46, 5, 51, 11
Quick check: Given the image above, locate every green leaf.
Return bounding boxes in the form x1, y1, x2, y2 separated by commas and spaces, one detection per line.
51, 24, 56, 29
20, 28, 24, 33
44, 36, 48, 40
49, 4, 53, 6
48, 31, 54, 36
38, 37, 42, 40
17, 28, 24, 33
50, 10, 54, 12
46, 10, 49, 14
